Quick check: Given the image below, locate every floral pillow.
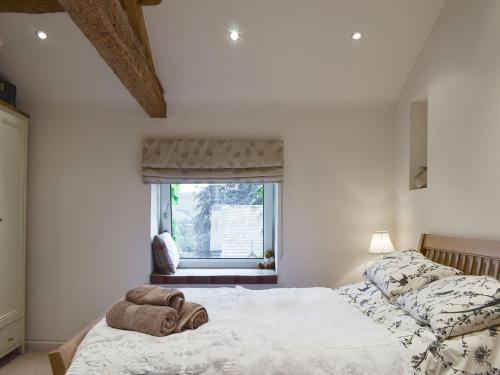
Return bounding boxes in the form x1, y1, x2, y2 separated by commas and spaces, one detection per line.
365, 250, 462, 300
395, 275, 500, 339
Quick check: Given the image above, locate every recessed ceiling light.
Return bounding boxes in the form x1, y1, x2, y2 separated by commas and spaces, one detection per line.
229, 30, 240, 41
36, 30, 48, 40
351, 31, 363, 41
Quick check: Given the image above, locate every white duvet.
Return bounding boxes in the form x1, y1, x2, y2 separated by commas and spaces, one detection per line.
67, 287, 411, 375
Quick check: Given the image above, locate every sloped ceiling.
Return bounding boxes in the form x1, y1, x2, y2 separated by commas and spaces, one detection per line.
0, 0, 445, 112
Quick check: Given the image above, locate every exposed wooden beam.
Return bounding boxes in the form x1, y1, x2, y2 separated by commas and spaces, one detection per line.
0, 0, 160, 13
57, 0, 166, 118
0, 0, 63, 13
121, 0, 152, 61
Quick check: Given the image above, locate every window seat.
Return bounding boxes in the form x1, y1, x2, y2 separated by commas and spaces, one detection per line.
150, 268, 278, 285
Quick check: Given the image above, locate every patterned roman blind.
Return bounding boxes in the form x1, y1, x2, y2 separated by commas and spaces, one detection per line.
141, 139, 283, 183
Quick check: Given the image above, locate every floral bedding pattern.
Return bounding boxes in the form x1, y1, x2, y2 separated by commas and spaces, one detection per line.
66, 287, 411, 375
364, 250, 463, 300
336, 281, 500, 375
67, 288, 242, 375
395, 275, 500, 339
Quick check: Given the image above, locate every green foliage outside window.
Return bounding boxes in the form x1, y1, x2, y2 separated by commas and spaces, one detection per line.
193, 184, 263, 256
169, 183, 264, 257
170, 184, 180, 240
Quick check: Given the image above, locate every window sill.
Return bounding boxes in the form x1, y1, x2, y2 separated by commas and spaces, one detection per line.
150, 268, 278, 285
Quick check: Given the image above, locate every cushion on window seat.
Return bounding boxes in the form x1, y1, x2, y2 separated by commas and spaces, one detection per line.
152, 232, 180, 274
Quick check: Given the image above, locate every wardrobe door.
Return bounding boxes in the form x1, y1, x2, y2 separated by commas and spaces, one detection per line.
0, 110, 26, 330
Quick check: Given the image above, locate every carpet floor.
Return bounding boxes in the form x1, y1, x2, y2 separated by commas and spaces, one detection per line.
0, 350, 51, 375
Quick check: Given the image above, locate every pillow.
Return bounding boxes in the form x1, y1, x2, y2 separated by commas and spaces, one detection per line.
395, 275, 500, 339
365, 250, 462, 300
152, 232, 180, 274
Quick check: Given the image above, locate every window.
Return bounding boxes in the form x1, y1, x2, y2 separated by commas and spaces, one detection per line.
158, 183, 277, 268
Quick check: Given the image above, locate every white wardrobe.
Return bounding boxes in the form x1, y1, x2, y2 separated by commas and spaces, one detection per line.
0, 101, 27, 359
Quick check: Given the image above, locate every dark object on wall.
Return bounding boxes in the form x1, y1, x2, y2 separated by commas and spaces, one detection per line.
414, 166, 427, 189
0, 80, 16, 106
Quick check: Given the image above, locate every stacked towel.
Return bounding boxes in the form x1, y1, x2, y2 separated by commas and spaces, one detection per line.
175, 301, 210, 333
126, 285, 185, 311
106, 285, 209, 337
106, 301, 178, 337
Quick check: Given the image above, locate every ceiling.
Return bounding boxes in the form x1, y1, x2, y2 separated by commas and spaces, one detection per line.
0, 0, 446, 112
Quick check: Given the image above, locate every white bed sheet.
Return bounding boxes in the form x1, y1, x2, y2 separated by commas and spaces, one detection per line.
66, 286, 411, 375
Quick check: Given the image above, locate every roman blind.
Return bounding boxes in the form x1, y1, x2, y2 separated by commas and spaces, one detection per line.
141, 139, 283, 183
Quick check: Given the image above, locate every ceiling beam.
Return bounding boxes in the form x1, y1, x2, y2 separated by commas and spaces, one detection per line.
0, 0, 161, 13
57, 0, 166, 118
0, 0, 63, 13
121, 0, 153, 61
138, 0, 161, 5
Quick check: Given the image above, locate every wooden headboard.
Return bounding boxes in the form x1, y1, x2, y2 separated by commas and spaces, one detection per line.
419, 233, 500, 279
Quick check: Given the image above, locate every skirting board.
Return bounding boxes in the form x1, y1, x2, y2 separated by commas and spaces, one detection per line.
26, 340, 65, 352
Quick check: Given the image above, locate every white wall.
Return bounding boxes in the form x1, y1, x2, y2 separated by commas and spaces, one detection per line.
395, 0, 500, 248
25, 102, 395, 343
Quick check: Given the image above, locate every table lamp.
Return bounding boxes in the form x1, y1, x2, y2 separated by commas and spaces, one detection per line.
368, 231, 395, 256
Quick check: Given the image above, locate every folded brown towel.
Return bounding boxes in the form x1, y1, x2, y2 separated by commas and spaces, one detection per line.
106, 300, 178, 337
126, 285, 184, 311
174, 301, 209, 333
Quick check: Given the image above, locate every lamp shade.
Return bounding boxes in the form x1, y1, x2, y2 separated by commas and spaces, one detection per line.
368, 231, 395, 254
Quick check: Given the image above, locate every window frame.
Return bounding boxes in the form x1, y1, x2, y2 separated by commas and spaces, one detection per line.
158, 183, 277, 269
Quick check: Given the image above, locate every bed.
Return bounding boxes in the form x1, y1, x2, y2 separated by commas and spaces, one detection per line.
49, 233, 500, 374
